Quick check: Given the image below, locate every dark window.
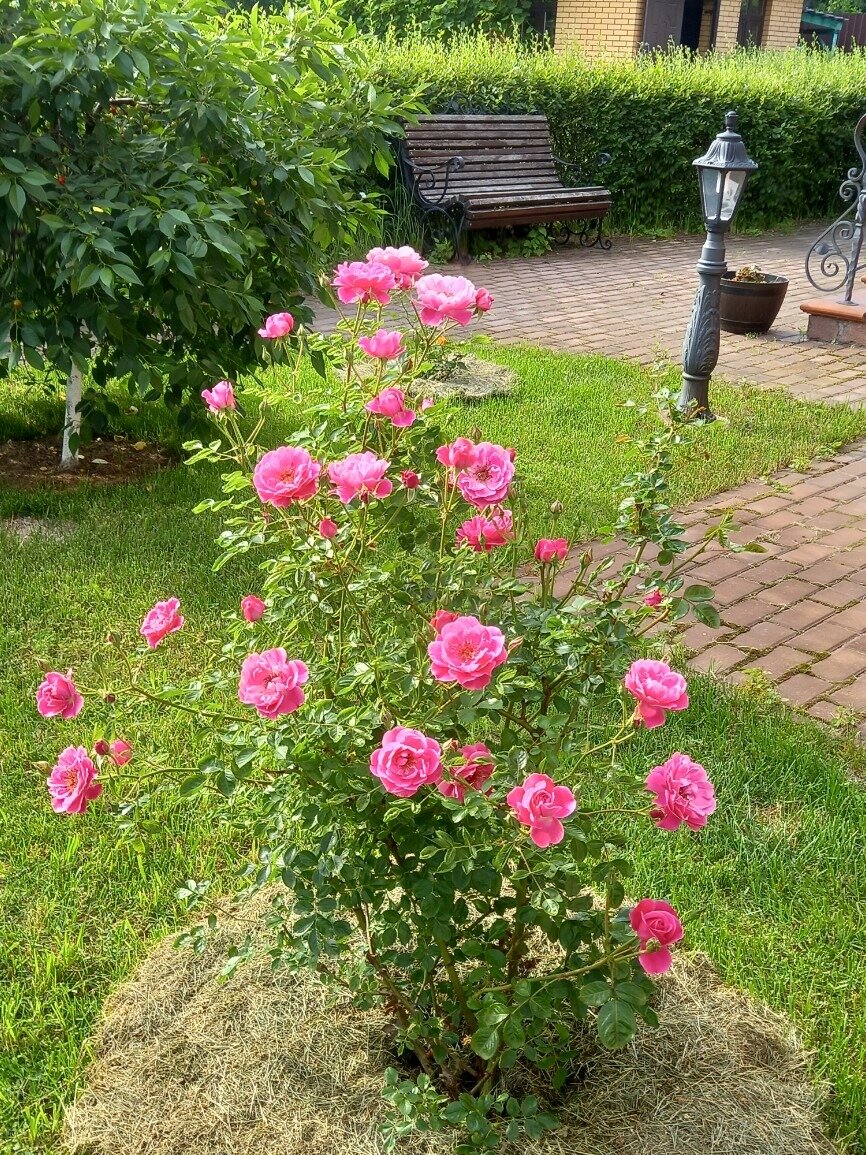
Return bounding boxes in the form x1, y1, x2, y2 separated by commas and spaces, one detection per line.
737, 0, 766, 45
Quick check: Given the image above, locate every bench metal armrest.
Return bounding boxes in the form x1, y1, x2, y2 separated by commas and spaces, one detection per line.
553, 151, 612, 186
400, 148, 466, 207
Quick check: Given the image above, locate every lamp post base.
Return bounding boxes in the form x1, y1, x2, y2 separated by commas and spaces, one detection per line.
678, 374, 716, 422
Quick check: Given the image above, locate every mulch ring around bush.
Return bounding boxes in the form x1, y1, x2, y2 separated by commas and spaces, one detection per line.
64, 893, 839, 1155
0, 434, 170, 491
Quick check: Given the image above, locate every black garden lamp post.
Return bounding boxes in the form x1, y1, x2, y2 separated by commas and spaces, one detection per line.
679, 111, 758, 420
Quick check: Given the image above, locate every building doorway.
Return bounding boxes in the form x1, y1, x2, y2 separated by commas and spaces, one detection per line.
642, 0, 709, 50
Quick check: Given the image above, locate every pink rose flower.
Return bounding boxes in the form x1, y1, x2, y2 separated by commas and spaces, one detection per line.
456, 441, 515, 509
358, 329, 406, 361
47, 746, 102, 815
319, 517, 339, 539
332, 260, 396, 306
414, 274, 477, 326
506, 772, 576, 848
644, 589, 663, 608
257, 312, 295, 339
456, 510, 513, 552
534, 537, 569, 564
624, 659, 689, 729
140, 598, 184, 649
109, 738, 133, 767
430, 609, 459, 634
366, 245, 428, 289
253, 446, 321, 508
438, 741, 494, 802
427, 614, 508, 691
241, 595, 266, 623
474, 287, 494, 313
365, 386, 415, 427
238, 648, 309, 719
328, 451, 393, 504
646, 752, 716, 832
370, 726, 442, 797
629, 899, 684, 974
401, 469, 420, 489
36, 671, 83, 720
436, 437, 478, 472
201, 380, 236, 413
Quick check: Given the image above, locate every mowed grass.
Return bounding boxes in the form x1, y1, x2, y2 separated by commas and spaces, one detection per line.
1, 345, 865, 1152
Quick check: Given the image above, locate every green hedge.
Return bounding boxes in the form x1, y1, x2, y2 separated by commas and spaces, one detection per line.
370, 37, 866, 232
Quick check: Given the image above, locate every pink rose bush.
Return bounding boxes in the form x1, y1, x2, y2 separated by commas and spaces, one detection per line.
624, 659, 689, 729
140, 598, 184, 648
38, 245, 733, 1145
36, 671, 83, 720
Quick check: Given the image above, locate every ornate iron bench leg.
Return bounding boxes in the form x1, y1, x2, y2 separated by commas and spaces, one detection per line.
453, 204, 470, 264
578, 216, 612, 252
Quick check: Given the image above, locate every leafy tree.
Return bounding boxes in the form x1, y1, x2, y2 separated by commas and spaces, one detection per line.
0, 0, 408, 466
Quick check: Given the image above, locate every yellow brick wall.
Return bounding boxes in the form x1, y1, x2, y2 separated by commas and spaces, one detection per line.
697, 0, 716, 51
761, 0, 803, 47
713, 0, 741, 50
554, 0, 646, 57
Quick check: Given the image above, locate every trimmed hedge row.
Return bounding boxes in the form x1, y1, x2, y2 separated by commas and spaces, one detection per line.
370, 37, 866, 232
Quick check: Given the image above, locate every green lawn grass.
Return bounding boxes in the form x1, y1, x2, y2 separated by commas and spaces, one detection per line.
1, 345, 865, 1152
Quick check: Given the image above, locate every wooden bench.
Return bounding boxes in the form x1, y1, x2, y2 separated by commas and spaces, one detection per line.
399, 113, 612, 260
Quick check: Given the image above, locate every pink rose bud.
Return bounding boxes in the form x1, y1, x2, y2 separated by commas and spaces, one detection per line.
401, 469, 420, 489
506, 773, 576, 848
365, 386, 415, 427
534, 537, 569, 564
241, 595, 266, 623
93, 739, 110, 757
36, 671, 84, 720
474, 287, 494, 313
629, 899, 684, 974
427, 614, 508, 691
319, 517, 339, 539
238, 648, 309, 719
644, 589, 663, 608
366, 245, 428, 289
104, 693, 117, 705
47, 746, 102, 814
200, 380, 236, 413
140, 597, 185, 649
430, 609, 459, 634
109, 739, 133, 767
358, 329, 406, 361
370, 726, 442, 797
420, 398, 435, 412
257, 312, 294, 340
624, 659, 689, 730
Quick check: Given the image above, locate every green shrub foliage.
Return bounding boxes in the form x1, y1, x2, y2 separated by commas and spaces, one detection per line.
371, 35, 866, 233
342, 0, 534, 39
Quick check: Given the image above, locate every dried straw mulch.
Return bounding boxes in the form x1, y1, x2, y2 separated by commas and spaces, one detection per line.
65, 894, 838, 1155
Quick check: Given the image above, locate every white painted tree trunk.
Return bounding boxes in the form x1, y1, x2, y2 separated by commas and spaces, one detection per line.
60, 364, 83, 470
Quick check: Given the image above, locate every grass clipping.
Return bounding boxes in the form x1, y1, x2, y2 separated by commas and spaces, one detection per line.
66, 896, 836, 1155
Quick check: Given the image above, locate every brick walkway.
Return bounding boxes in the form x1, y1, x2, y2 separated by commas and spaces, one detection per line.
473, 227, 866, 406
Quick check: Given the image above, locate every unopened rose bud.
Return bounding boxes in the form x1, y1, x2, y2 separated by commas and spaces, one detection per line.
550, 500, 564, 515
104, 693, 117, 705
471, 427, 482, 442
581, 551, 593, 568
107, 632, 118, 646
94, 739, 110, 756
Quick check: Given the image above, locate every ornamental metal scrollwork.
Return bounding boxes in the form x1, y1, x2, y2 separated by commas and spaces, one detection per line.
682, 283, 721, 379
805, 113, 866, 303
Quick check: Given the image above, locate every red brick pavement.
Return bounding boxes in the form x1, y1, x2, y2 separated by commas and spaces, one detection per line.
553, 444, 866, 722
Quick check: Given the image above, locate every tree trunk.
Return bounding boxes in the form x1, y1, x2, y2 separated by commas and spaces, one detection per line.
60, 364, 83, 470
